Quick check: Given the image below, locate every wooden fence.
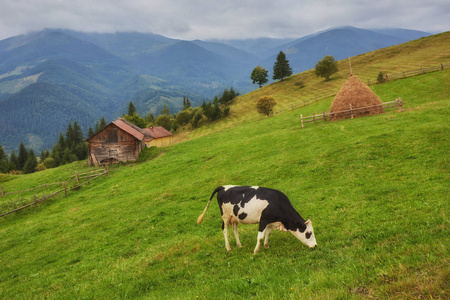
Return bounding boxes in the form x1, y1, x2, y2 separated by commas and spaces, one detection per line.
0, 166, 108, 218
300, 98, 403, 128
367, 63, 449, 85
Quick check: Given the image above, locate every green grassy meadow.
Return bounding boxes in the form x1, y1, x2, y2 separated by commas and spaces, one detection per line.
1, 34, 449, 298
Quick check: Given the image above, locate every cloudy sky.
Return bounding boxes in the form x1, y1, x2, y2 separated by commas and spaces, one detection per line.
1, 0, 449, 41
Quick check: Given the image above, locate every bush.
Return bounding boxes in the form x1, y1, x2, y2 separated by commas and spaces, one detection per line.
176, 110, 192, 126
256, 96, 277, 117
35, 163, 47, 172
377, 72, 386, 83
43, 157, 57, 169
155, 115, 172, 131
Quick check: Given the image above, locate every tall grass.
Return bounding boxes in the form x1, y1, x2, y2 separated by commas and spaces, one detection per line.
0, 69, 448, 299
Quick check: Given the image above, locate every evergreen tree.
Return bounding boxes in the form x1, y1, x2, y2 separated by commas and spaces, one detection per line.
99, 117, 107, 131
73, 121, 84, 145
0, 146, 8, 173
65, 122, 75, 150
273, 51, 292, 81
183, 97, 191, 110
17, 142, 28, 170
40, 150, 50, 162
23, 149, 38, 174
9, 151, 18, 171
87, 127, 95, 139
128, 102, 136, 116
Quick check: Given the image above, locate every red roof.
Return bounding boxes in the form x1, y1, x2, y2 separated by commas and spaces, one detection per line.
112, 118, 147, 141
144, 127, 172, 139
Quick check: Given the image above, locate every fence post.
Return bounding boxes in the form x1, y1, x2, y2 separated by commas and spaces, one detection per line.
105, 165, 109, 177
322, 111, 326, 121
399, 97, 403, 111
441, 63, 444, 70
301, 114, 304, 128
75, 171, 79, 184
350, 104, 354, 119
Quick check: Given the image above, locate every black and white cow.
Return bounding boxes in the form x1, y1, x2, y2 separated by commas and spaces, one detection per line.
197, 185, 317, 253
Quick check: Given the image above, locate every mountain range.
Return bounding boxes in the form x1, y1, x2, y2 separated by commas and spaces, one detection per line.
0, 26, 430, 153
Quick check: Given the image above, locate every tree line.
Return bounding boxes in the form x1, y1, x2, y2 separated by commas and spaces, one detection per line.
0, 120, 93, 174
251, 52, 339, 88
122, 87, 239, 131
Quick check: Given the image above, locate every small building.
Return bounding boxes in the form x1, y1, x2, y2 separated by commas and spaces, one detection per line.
144, 126, 172, 147
87, 118, 172, 166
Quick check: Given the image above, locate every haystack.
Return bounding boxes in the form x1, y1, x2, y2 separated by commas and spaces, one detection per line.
329, 74, 384, 121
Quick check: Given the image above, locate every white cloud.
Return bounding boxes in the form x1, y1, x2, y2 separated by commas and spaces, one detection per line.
0, 0, 448, 40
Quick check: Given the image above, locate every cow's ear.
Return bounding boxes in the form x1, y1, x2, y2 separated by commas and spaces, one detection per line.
305, 219, 311, 225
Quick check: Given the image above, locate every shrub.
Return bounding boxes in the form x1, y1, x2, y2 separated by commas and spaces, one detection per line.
377, 72, 386, 83
256, 96, 277, 117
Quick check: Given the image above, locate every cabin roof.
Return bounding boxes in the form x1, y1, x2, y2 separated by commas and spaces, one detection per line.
143, 126, 172, 139
112, 118, 149, 141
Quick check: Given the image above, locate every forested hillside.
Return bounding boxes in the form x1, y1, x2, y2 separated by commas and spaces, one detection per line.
0, 27, 433, 153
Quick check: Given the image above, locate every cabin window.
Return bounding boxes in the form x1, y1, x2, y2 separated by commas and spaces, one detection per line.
107, 128, 118, 143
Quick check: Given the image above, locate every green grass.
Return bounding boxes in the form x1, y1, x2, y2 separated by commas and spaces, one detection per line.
0, 69, 448, 299
2, 31, 450, 298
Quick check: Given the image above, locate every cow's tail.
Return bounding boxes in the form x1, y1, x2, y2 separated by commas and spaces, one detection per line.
197, 186, 222, 224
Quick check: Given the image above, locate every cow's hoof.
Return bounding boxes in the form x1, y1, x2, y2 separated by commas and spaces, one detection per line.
264, 244, 269, 249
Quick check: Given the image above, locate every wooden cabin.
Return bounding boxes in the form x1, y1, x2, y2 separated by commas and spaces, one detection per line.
87, 118, 173, 166
87, 118, 149, 166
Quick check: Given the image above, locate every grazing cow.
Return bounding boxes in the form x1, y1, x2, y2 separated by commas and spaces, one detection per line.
197, 185, 317, 253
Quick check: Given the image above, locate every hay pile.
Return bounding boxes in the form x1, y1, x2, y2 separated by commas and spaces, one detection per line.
329, 74, 384, 121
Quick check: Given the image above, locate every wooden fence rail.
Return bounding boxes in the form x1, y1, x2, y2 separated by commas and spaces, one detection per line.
300, 98, 403, 128
0, 166, 108, 218
367, 63, 449, 85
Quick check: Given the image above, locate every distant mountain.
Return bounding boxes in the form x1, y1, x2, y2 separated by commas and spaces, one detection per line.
0, 27, 431, 153
258, 26, 431, 74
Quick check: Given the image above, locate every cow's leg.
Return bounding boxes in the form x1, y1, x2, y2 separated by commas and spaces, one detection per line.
222, 215, 232, 251
254, 222, 270, 254
264, 226, 273, 248
253, 230, 266, 253
232, 220, 242, 248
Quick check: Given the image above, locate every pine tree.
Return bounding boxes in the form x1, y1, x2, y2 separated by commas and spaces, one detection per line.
87, 127, 95, 139
273, 51, 292, 81
17, 142, 28, 170
23, 149, 38, 174
0, 146, 9, 173
99, 117, 107, 131
9, 151, 18, 171
128, 102, 136, 116
65, 122, 75, 150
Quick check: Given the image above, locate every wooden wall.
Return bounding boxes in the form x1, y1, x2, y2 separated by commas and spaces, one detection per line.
88, 124, 143, 166
145, 136, 172, 148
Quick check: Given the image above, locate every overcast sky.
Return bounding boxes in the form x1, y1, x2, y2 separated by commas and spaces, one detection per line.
1, 0, 449, 41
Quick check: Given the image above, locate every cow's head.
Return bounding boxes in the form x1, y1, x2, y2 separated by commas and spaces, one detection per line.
290, 219, 317, 249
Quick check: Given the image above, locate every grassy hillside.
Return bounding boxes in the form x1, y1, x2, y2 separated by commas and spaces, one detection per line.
0, 65, 448, 298
175, 31, 449, 143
